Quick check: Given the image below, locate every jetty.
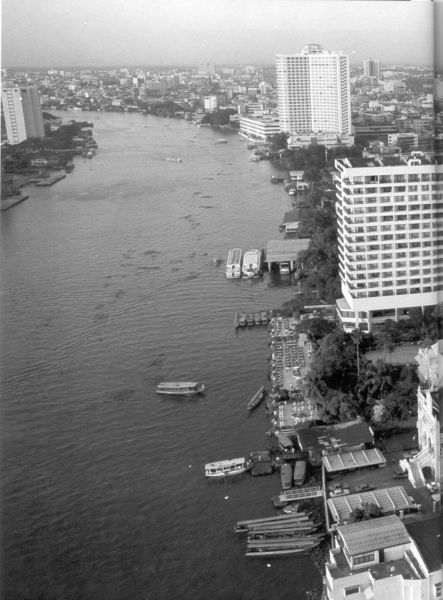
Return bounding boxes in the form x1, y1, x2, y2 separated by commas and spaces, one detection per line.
36, 174, 66, 186
1, 193, 29, 211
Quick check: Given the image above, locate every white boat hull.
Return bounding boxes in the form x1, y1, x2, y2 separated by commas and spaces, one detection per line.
205, 458, 250, 477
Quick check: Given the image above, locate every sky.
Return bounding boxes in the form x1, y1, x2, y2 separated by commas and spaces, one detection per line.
1, 0, 440, 69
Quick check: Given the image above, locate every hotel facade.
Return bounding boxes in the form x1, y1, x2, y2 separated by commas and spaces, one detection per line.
276, 44, 352, 146
335, 153, 443, 332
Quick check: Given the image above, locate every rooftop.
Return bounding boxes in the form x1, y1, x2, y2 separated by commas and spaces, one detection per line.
328, 486, 417, 523
266, 239, 310, 263
338, 514, 410, 555
335, 152, 435, 169
323, 448, 387, 473
296, 419, 374, 463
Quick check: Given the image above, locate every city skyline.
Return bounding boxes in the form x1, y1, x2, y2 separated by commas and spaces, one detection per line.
1, 0, 439, 70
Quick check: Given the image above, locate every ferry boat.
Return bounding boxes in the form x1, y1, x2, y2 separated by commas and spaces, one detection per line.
205, 457, 251, 478
241, 249, 262, 278
156, 382, 204, 396
226, 248, 243, 279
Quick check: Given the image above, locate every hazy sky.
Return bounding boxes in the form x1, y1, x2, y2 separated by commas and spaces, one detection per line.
1, 0, 439, 69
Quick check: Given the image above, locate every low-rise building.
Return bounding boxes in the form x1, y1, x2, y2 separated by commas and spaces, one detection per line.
325, 515, 442, 600
239, 115, 280, 140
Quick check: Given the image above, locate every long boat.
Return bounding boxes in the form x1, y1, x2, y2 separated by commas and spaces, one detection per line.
205, 457, 251, 478
280, 463, 293, 490
241, 249, 262, 278
247, 386, 266, 411
156, 382, 204, 395
226, 248, 243, 279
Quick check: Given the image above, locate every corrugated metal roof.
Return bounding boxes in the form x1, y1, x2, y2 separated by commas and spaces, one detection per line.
338, 515, 410, 556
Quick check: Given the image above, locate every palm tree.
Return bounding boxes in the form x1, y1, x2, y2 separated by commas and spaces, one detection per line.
350, 328, 363, 378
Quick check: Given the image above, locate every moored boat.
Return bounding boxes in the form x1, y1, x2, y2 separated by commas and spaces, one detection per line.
238, 312, 247, 327
205, 457, 251, 478
247, 386, 266, 411
280, 463, 293, 490
226, 248, 243, 279
242, 249, 262, 278
156, 381, 204, 395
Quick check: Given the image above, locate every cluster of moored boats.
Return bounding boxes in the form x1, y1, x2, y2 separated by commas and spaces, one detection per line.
234, 310, 269, 328
226, 248, 263, 279
235, 511, 324, 557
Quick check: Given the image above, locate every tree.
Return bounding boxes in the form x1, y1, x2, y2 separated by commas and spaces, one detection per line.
268, 132, 288, 153
298, 317, 337, 345
349, 503, 383, 523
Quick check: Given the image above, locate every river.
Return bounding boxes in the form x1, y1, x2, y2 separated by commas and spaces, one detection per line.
1, 111, 321, 600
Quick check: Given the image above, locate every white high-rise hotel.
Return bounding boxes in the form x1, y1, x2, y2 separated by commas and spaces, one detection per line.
335, 153, 443, 332
276, 44, 352, 144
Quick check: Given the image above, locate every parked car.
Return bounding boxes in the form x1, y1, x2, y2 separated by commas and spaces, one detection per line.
393, 469, 408, 479
330, 488, 350, 497
353, 483, 374, 493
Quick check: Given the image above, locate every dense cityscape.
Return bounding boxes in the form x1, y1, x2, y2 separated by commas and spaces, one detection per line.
2, 4, 443, 600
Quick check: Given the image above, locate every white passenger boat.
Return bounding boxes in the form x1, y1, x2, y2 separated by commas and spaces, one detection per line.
242, 249, 262, 278
156, 382, 204, 395
226, 248, 243, 279
205, 457, 251, 478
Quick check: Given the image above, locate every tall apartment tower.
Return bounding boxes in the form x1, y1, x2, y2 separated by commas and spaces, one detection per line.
20, 86, 45, 138
1, 86, 44, 144
275, 44, 351, 137
1, 87, 27, 144
335, 153, 443, 333
363, 58, 381, 78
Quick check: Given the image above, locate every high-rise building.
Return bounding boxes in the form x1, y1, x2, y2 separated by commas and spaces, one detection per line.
20, 86, 45, 138
363, 58, 381, 78
1, 86, 44, 144
198, 63, 216, 76
335, 153, 443, 332
1, 87, 27, 144
275, 44, 351, 138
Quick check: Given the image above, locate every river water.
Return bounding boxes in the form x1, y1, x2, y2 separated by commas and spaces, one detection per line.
1, 112, 321, 600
